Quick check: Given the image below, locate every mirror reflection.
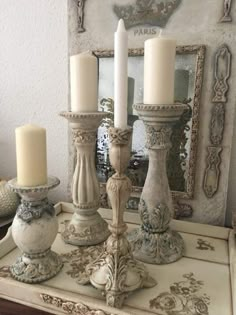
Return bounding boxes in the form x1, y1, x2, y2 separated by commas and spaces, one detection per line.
95, 46, 205, 200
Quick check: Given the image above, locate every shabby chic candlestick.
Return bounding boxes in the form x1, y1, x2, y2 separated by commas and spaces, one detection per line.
7, 176, 62, 283
128, 103, 188, 264
79, 127, 156, 308
60, 111, 110, 245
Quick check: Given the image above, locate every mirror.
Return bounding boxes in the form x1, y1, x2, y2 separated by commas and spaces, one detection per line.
94, 45, 205, 207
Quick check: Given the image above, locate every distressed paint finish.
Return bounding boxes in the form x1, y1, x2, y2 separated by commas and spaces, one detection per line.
79, 128, 156, 308
203, 147, 223, 198
113, 0, 182, 29
60, 112, 110, 246
7, 177, 63, 284
203, 44, 232, 199
128, 103, 187, 264
219, 0, 233, 22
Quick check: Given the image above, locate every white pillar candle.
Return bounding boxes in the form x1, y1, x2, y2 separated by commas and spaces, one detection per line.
70, 51, 98, 112
144, 35, 176, 104
15, 124, 47, 186
114, 19, 128, 129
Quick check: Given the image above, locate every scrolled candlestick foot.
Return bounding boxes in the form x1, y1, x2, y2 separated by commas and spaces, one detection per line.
78, 233, 157, 308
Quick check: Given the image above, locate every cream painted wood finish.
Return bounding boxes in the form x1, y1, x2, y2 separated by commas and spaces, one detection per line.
0, 202, 234, 315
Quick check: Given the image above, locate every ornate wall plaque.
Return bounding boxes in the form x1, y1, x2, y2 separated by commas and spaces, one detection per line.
212, 45, 231, 103
210, 103, 225, 146
77, 0, 86, 33
113, 0, 182, 29
203, 44, 232, 198
219, 0, 232, 22
203, 146, 222, 198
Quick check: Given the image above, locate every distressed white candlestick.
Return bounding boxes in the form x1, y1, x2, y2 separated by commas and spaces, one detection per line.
144, 35, 176, 104
70, 51, 98, 112
78, 128, 156, 308
60, 111, 110, 246
114, 19, 128, 128
128, 103, 188, 264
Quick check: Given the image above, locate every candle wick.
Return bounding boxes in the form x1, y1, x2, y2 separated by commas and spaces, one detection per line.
159, 29, 163, 37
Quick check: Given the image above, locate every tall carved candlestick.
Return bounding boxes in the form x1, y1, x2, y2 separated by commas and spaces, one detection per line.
128, 103, 188, 264
60, 112, 110, 245
79, 127, 156, 308
8, 176, 62, 283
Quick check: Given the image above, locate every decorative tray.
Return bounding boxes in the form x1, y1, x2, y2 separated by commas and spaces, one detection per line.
0, 202, 235, 315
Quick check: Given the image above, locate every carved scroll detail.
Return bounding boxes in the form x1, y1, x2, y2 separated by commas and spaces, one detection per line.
203, 44, 232, 198
145, 125, 172, 149
72, 129, 96, 144
210, 103, 225, 145
40, 293, 112, 315
203, 146, 222, 198
212, 45, 231, 103
219, 0, 232, 23
173, 202, 193, 219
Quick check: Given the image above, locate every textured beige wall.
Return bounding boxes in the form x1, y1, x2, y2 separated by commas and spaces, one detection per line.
0, 0, 69, 202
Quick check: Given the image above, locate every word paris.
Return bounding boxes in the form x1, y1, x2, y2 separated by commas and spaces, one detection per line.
134, 27, 158, 36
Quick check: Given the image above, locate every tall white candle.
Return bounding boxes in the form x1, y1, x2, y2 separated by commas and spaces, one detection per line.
144, 34, 176, 104
114, 19, 128, 129
70, 51, 98, 112
15, 124, 47, 186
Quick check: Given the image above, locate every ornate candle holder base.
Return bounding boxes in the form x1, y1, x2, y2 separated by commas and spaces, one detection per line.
62, 211, 109, 246
60, 111, 110, 246
11, 250, 62, 284
78, 128, 157, 308
128, 103, 188, 265
8, 177, 63, 283
128, 227, 184, 264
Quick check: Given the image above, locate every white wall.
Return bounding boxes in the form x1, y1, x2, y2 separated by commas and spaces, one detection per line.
0, 0, 69, 202
0, 0, 235, 224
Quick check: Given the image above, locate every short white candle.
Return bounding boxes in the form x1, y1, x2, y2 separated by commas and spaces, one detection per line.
144, 33, 176, 105
70, 51, 98, 112
15, 124, 47, 186
114, 19, 128, 129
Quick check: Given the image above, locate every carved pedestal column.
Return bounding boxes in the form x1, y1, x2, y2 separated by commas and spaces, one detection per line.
60, 112, 110, 246
128, 103, 188, 264
8, 177, 63, 283
79, 128, 156, 308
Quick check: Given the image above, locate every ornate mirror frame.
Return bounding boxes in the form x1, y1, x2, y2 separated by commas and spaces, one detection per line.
94, 45, 205, 207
